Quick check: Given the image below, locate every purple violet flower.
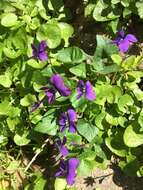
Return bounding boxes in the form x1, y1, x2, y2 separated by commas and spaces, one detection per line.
59, 109, 77, 133
57, 137, 69, 157
41, 74, 71, 104
77, 80, 96, 101
113, 30, 138, 53
40, 87, 56, 104
55, 158, 80, 186
31, 40, 48, 61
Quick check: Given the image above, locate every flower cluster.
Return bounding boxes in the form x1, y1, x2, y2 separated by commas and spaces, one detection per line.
31, 41, 96, 186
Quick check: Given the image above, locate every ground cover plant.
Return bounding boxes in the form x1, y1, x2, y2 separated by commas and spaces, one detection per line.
0, 0, 143, 190
84, 0, 143, 33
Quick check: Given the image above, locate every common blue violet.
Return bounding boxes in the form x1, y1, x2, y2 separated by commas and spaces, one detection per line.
41, 74, 71, 104
55, 158, 79, 186
59, 109, 77, 133
77, 80, 96, 101
113, 30, 138, 53
31, 40, 48, 61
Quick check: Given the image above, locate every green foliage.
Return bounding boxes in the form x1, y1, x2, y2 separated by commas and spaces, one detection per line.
85, 0, 143, 32
0, 0, 143, 188
34, 112, 58, 135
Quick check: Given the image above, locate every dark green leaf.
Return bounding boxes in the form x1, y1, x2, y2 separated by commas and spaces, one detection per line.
56, 46, 86, 63
77, 120, 98, 142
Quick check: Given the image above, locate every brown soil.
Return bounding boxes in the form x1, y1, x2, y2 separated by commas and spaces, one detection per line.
75, 165, 143, 190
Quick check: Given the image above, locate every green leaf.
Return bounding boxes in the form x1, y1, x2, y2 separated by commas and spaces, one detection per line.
37, 23, 61, 49
49, 0, 64, 11
3, 47, 22, 59
85, 4, 95, 17
0, 100, 20, 118
14, 131, 30, 146
93, 1, 120, 22
58, 22, 74, 47
136, 1, 143, 18
0, 74, 12, 88
70, 91, 87, 110
34, 115, 58, 135
94, 35, 118, 59
92, 35, 119, 73
24, 174, 47, 190
0, 135, 8, 146
95, 111, 106, 130
138, 110, 143, 130
138, 165, 143, 177
7, 117, 20, 132
78, 159, 95, 176
124, 124, 143, 147
118, 94, 134, 113
56, 46, 86, 63
106, 113, 118, 126
77, 120, 98, 142
105, 134, 128, 157
122, 56, 141, 70
32, 177, 47, 190
98, 64, 120, 74
7, 160, 19, 171
133, 88, 143, 101
95, 83, 122, 104
111, 0, 120, 4
66, 133, 82, 144
121, 0, 130, 7
27, 59, 47, 69
20, 94, 37, 107
55, 178, 67, 190
69, 63, 86, 78
1, 13, 18, 27
29, 17, 40, 30
111, 54, 122, 65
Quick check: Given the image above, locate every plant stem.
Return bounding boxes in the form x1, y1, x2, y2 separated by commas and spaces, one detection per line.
24, 138, 49, 172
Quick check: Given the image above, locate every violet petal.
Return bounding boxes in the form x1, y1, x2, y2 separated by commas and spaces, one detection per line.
60, 145, 69, 157
50, 74, 71, 97
38, 51, 48, 61
63, 136, 67, 144
38, 41, 48, 61
85, 81, 96, 101
39, 40, 47, 51
76, 80, 84, 99
31, 44, 37, 58
45, 89, 55, 104
55, 160, 66, 177
69, 123, 76, 133
59, 113, 67, 132
118, 30, 125, 38
67, 109, 76, 123
125, 34, 138, 43
66, 158, 79, 186
55, 170, 63, 177
57, 137, 69, 157
118, 39, 130, 53
113, 37, 122, 45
